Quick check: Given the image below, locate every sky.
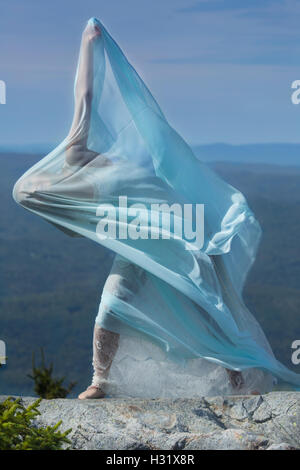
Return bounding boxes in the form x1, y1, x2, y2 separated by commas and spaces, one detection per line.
1, 0, 300, 147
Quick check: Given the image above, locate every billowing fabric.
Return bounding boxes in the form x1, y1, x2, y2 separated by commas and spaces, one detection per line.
13, 17, 300, 396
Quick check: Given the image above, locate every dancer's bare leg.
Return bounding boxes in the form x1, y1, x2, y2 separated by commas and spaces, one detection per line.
13, 21, 107, 204
78, 258, 147, 399
13, 22, 100, 203
78, 258, 147, 400
65, 20, 101, 167
78, 326, 120, 399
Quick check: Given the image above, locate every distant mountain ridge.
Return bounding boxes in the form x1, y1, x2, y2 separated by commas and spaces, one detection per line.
1, 142, 300, 166
0, 143, 55, 155
194, 143, 300, 166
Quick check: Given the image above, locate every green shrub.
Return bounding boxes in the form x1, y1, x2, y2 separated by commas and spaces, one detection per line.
0, 397, 71, 450
28, 348, 76, 399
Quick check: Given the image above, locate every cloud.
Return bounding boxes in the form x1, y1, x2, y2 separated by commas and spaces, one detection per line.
178, 0, 284, 14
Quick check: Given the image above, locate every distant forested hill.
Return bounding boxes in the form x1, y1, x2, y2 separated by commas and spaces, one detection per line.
1, 152, 300, 395
194, 143, 300, 166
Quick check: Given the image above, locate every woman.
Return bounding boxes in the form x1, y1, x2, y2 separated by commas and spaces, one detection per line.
13, 18, 300, 399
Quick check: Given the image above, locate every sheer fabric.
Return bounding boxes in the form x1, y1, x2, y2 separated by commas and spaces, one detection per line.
13, 18, 300, 395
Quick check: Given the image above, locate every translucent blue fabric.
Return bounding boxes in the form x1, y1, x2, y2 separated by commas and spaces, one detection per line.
13, 17, 300, 394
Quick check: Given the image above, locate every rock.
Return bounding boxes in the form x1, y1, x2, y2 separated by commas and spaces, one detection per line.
184, 428, 270, 450
267, 442, 296, 450
0, 392, 299, 450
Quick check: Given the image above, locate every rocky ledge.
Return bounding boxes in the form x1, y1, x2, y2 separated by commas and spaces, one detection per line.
1, 392, 299, 450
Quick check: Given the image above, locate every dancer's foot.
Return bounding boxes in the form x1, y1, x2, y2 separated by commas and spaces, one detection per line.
226, 369, 244, 391
83, 20, 101, 43
78, 385, 105, 400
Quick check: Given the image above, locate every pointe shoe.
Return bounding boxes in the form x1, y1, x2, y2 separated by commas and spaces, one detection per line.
78, 385, 105, 400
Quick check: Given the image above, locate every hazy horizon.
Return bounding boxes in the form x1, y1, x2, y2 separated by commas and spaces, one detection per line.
1, 141, 300, 167
2, 140, 300, 150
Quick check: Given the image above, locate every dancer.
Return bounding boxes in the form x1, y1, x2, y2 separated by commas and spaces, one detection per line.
13, 18, 300, 399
